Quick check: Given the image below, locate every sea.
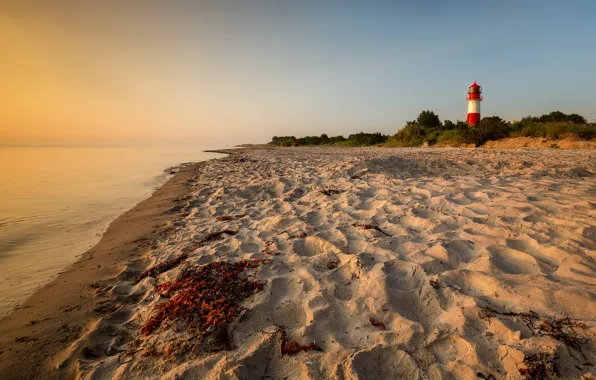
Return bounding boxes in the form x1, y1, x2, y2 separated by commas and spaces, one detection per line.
0, 145, 224, 316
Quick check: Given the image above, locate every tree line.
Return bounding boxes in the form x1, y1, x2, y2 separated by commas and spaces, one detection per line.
270, 132, 388, 147
387, 110, 594, 147
268, 111, 595, 147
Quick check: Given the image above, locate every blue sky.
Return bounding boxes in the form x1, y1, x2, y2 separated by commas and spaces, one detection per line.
2, 0, 595, 145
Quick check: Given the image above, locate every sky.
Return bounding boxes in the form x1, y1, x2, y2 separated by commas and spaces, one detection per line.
1, 0, 595, 146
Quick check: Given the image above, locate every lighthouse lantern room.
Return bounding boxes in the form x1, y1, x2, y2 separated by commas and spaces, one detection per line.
466, 81, 482, 126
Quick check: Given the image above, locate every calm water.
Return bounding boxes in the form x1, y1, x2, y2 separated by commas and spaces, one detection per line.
0, 145, 222, 316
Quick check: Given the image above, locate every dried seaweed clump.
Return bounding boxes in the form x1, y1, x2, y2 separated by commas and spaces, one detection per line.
279, 327, 323, 355
353, 223, 391, 236
478, 306, 588, 358
215, 214, 246, 222
518, 353, 559, 380
320, 186, 345, 196
140, 259, 271, 339
369, 317, 386, 330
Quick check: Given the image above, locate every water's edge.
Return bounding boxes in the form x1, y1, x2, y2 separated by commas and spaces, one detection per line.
0, 150, 238, 378
0, 148, 226, 316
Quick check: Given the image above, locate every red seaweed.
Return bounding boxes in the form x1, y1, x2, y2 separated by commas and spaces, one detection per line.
140, 258, 271, 339
369, 317, 386, 330
279, 327, 323, 355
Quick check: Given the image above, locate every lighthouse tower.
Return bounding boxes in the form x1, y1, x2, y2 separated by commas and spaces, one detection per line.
466, 81, 482, 126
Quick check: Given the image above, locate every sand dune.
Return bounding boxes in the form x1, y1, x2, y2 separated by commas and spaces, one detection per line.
60, 147, 595, 379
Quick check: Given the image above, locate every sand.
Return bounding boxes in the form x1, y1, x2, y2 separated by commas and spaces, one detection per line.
481, 137, 596, 150
1, 147, 595, 379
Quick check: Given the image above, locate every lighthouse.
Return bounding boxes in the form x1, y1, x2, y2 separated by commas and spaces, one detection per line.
466, 81, 482, 126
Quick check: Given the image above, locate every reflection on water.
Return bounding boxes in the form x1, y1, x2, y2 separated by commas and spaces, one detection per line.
0, 145, 222, 316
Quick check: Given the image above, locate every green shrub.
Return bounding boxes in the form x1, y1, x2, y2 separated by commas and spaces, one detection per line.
509, 123, 596, 140
436, 130, 472, 145
468, 117, 510, 145
344, 132, 389, 146
443, 120, 456, 130
517, 123, 547, 138
545, 123, 596, 140
268, 133, 384, 147
386, 124, 426, 147
424, 129, 443, 144
416, 110, 442, 129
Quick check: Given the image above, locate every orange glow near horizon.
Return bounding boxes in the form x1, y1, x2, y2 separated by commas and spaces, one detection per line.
0, 3, 265, 146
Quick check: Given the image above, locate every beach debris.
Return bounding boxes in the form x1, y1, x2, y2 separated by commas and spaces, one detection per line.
369, 317, 386, 330
518, 353, 559, 380
288, 231, 307, 239
215, 214, 246, 222
429, 279, 440, 289
476, 372, 496, 380
319, 186, 345, 196
261, 240, 280, 256
536, 317, 588, 356
140, 259, 271, 352
278, 327, 323, 355
196, 229, 238, 244
136, 230, 238, 282
353, 223, 391, 236
164, 166, 180, 174
326, 260, 339, 270
124, 321, 141, 330
479, 305, 588, 358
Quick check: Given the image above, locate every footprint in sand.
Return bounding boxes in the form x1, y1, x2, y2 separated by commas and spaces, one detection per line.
273, 301, 307, 329
487, 245, 542, 275
383, 261, 442, 324
330, 261, 361, 301
505, 238, 560, 273
382, 260, 425, 291
305, 210, 326, 226
292, 236, 341, 257
348, 345, 420, 379
444, 239, 478, 266
427, 335, 478, 366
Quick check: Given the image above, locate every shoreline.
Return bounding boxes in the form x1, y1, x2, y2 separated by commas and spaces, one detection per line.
0, 156, 232, 379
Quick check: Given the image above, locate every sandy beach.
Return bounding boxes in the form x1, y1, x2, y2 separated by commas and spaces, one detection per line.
1, 147, 595, 379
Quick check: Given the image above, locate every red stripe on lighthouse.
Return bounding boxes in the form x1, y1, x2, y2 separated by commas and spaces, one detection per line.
467, 113, 480, 126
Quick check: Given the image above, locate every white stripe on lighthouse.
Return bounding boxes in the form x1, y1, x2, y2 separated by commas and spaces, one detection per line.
467, 100, 480, 114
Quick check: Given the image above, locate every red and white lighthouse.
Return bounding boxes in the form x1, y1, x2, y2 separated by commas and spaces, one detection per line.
466, 81, 482, 126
